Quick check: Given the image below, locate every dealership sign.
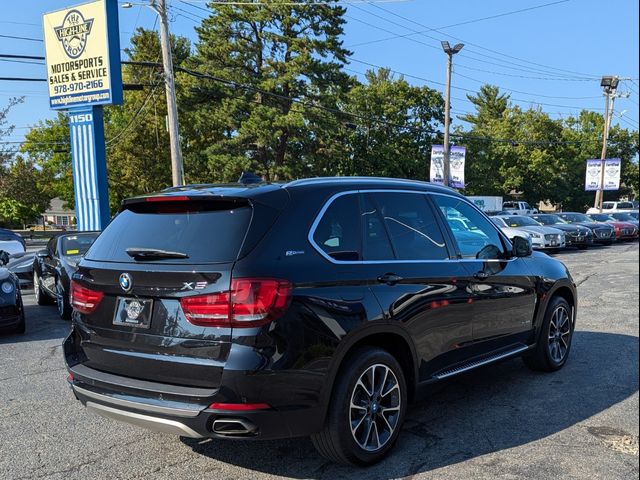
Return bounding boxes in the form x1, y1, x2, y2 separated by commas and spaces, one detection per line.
43, 0, 122, 109
585, 158, 621, 191
430, 145, 465, 189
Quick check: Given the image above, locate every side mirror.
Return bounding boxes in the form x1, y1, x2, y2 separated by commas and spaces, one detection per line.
0, 250, 9, 266
512, 236, 532, 258
36, 249, 50, 259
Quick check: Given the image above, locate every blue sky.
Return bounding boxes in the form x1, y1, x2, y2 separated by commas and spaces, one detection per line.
1, 0, 639, 146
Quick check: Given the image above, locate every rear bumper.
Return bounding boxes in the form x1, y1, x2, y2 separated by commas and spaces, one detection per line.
68, 374, 323, 440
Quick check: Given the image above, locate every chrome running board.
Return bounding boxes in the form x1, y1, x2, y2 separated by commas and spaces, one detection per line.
434, 344, 530, 380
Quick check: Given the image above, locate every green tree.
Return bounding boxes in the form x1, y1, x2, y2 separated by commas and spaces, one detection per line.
183, 0, 353, 181
337, 68, 444, 178
0, 156, 52, 228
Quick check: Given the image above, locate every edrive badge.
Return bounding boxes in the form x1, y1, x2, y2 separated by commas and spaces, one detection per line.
119, 273, 132, 292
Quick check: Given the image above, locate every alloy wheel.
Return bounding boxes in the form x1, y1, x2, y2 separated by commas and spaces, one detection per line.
548, 305, 571, 363
349, 364, 401, 452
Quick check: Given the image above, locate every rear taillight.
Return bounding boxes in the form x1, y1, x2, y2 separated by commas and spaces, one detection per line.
70, 280, 104, 314
180, 278, 292, 328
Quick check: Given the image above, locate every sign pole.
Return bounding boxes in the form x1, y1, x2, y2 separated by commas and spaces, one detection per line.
68, 106, 111, 230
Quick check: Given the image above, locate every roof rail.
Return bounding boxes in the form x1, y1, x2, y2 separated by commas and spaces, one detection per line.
284, 176, 453, 190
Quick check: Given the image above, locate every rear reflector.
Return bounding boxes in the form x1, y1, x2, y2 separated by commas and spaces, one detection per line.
208, 403, 271, 411
180, 278, 292, 328
70, 281, 104, 314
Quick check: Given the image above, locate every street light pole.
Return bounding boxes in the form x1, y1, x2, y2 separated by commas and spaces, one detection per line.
441, 41, 463, 187
594, 76, 619, 212
123, 0, 184, 186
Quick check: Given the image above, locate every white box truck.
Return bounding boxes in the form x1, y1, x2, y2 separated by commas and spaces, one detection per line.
467, 196, 503, 213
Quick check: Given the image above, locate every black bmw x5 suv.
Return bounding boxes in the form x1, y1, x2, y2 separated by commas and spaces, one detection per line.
64, 177, 577, 466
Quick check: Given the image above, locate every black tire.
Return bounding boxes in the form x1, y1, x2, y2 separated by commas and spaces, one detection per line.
523, 296, 573, 372
33, 271, 52, 305
311, 347, 407, 466
56, 278, 72, 320
577, 245, 588, 250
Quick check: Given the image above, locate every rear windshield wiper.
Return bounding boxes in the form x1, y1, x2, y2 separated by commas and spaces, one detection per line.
126, 248, 189, 260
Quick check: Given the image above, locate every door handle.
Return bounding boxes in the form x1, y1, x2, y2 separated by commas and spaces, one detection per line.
474, 271, 490, 280
377, 273, 403, 285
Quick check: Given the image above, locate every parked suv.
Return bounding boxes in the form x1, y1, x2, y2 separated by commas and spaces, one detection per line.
64, 178, 577, 466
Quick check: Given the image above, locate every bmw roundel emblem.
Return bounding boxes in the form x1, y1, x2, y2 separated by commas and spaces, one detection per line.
119, 273, 132, 292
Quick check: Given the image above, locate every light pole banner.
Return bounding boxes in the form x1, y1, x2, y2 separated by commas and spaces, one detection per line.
449, 146, 466, 189
584, 159, 601, 191
430, 145, 445, 185
603, 158, 621, 190
43, 0, 122, 109
430, 145, 465, 188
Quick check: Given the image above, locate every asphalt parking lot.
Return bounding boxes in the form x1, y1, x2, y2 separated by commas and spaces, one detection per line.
1, 243, 638, 480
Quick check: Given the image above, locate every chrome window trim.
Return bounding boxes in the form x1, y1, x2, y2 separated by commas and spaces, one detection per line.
307, 189, 515, 265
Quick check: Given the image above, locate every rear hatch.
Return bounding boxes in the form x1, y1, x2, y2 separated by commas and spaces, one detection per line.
68, 192, 283, 388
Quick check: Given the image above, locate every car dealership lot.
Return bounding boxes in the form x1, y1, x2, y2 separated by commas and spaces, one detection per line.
1, 243, 638, 480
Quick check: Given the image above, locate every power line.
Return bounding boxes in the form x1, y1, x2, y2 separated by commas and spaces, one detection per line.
364, 0, 600, 80
0, 34, 43, 42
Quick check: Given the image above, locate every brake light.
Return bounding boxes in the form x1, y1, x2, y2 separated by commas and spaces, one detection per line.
145, 195, 190, 202
70, 281, 104, 314
180, 278, 292, 328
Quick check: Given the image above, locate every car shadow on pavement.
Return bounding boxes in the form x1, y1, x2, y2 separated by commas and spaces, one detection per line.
0, 302, 70, 344
181, 331, 639, 479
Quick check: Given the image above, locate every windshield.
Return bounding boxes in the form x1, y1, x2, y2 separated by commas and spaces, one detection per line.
611, 213, 635, 221
490, 217, 506, 227
60, 234, 99, 257
86, 200, 252, 264
504, 216, 541, 227
530, 215, 564, 225
560, 213, 591, 223
629, 212, 639, 220
589, 214, 614, 222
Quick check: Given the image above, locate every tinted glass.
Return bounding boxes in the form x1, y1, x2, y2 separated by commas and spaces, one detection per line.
373, 192, 448, 260
612, 213, 636, 221
433, 195, 505, 259
490, 217, 507, 227
361, 194, 394, 261
617, 202, 634, 209
61, 234, 98, 257
630, 212, 639, 220
589, 214, 613, 222
559, 213, 590, 223
531, 215, 554, 225
86, 201, 252, 264
504, 216, 541, 227
314, 194, 361, 261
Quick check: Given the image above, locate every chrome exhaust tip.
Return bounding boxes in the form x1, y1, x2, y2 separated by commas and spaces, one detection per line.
212, 418, 258, 436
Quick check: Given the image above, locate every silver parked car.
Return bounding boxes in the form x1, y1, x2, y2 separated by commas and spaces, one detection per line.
492, 215, 565, 250
488, 217, 533, 243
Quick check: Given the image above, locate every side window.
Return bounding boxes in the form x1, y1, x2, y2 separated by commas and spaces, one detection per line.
313, 194, 361, 261
372, 192, 448, 261
432, 195, 505, 259
361, 194, 395, 261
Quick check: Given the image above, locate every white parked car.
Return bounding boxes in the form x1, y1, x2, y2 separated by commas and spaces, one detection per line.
0, 229, 26, 256
586, 201, 636, 214
502, 201, 539, 215
491, 215, 565, 250
488, 217, 532, 243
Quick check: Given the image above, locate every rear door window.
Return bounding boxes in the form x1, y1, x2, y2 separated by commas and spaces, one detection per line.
313, 194, 361, 261
86, 199, 252, 264
372, 192, 448, 261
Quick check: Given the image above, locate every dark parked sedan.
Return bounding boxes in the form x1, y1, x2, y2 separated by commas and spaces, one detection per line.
33, 232, 99, 319
557, 212, 616, 244
64, 178, 577, 466
587, 214, 638, 241
529, 214, 593, 249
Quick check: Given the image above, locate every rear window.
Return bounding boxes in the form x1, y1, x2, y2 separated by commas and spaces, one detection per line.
61, 234, 98, 257
86, 200, 252, 264
617, 202, 634, 209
